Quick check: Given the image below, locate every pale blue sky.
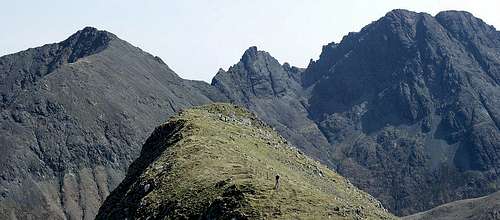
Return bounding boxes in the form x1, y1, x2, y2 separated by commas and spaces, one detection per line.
1, 0, 499, 82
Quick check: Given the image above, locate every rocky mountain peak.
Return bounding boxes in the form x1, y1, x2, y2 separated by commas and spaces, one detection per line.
436, 10, 474, 18
383, 9, 421, 21
241, 45, 259, 60
239, 46, 278, 68
435, 10, 484, 26
436, 10, 499, 43
216, 67, 226, 74
300, 9, 500, 215
212, 47, 297, 99
68, 26, 115, 40
58, 26, 115, 63
0, 27, 119, 107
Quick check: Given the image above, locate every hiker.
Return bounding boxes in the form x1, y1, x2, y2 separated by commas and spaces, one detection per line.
275, 175, 280, 191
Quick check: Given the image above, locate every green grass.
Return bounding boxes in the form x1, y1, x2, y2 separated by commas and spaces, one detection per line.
113, 103, 396, 219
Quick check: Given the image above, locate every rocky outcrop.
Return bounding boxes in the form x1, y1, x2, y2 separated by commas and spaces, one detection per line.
302, 10, 500, 215
0, 27, 224, 219
212, 46, 332, 163
96, 103, 396, 219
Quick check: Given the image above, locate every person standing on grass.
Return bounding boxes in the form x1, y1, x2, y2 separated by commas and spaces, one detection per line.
275, 175, 280, 191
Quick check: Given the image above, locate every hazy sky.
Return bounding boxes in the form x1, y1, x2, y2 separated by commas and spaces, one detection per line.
1, 0, 499, 82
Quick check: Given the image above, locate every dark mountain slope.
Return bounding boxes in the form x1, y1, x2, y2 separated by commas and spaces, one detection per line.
212, 47, 332, 163
0, 27, 225, 220
96, 103, 395, 219
0, 26, 112, 106
208, 10, 500, 215
302, 10, 500, 215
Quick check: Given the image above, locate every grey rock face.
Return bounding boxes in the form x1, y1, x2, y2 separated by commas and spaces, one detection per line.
302, 9, 500, 215
0, 27, 224, 219
212, 46, 332, 163
212, 9, 500, 216
0, 27, 111, 106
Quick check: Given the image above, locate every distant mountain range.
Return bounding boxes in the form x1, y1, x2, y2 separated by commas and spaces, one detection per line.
0, 9, 498, 219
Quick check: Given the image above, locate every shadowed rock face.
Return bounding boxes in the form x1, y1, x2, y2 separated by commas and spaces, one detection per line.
212, 47, 332, 163
302, 9, 500, 215
0, 27, 112, 106
0, 27, 225, 220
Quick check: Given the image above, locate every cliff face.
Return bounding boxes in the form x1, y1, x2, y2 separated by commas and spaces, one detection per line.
211, 47, 332, 163
301, 10, 500, 215
211, 10, 500, 215
96, 103, 395, 220
0, 27, 224, 219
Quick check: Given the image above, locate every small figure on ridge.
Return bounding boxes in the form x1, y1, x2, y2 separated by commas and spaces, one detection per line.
275, 174, 280, 191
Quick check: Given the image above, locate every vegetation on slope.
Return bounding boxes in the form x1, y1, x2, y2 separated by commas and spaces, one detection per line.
96, 103, 395, 219
403, 191, 500, 220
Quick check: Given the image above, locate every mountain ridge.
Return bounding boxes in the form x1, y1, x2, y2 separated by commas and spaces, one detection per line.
1, 8, 499, 219
298, 9, 499, 215
96, 103, 396, 219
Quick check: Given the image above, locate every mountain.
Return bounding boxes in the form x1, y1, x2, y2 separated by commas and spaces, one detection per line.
2, 8, 500, 219
301, 9, 500, 215
403, 191, 500, 220
212, 46, 333, 163
0, 27, 224, 219
96, 103, 395, 219
210, 10, 500, 216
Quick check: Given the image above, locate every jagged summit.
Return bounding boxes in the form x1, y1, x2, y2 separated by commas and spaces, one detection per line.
241, 46, 259, 58
58, 26, 116, 62
300, 8, 500, 216
436, 10, 474, 17
65, 26, 116, 43
435, 10, 499, 43
212, 46, 297, 99
239, 46, 279, 68
0, 27, 116, 106
96, 103, 395, 219
435, 10, 481, 22
77, 26, 114, 36
382, 9, 484, 24
210, 46, 331, 169
384, 8, 420, 17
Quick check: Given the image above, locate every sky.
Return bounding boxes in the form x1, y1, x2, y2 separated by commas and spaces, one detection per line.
1, 0, 499, 82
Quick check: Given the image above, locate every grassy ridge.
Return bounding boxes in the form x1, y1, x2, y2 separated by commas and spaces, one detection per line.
97, 103, 396, 219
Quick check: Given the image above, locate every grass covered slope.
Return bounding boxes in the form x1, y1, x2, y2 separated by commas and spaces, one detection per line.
96, 103, 395, 219
403, 191, 500, 220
